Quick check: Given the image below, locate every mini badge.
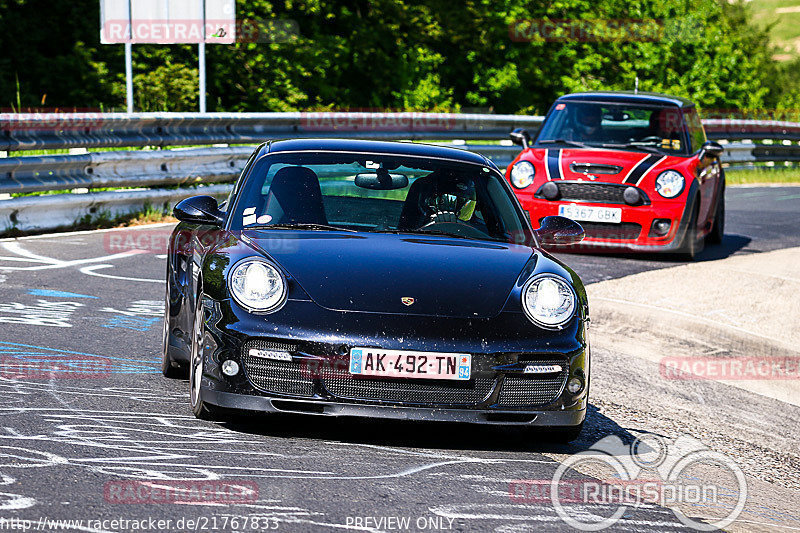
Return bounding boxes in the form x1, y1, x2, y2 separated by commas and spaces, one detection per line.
401, 297, 415, 306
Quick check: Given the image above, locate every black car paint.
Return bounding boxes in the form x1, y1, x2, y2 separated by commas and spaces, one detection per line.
164, 140, 589, 428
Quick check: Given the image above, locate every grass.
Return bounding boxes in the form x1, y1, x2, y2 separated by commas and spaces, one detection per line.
725, 167, 800, 185
748, 0, 800, 60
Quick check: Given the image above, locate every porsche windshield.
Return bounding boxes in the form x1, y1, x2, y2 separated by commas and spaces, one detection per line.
230, 152, 531, 244
537, 102, 692, 155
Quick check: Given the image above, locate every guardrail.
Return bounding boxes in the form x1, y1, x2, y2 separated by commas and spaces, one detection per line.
1, 113, 798, 233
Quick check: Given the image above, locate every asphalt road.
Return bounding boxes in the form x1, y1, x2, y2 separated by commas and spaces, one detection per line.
0, 186, 797, 532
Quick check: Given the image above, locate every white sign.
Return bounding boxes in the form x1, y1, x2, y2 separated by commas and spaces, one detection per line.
100, 0, 235, 44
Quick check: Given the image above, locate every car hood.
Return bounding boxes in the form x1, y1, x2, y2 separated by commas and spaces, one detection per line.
533, 147, 674, 184
241, 230, 533, 318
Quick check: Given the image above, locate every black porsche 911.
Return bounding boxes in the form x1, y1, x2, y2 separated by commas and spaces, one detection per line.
162, 139, 590, 441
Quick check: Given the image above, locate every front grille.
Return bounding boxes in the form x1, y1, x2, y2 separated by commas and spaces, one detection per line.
569, 162, 623, 175
498, 360, 568, 407
538, 217, 643, 240
321, 364, 494, 405
241, 340, 314, 397
538, 181, 649, 205
581, 222, 642, 240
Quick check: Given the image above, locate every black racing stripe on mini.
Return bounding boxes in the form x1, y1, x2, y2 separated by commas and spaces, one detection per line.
546, 149, 562, 180
624, 154, 663, 184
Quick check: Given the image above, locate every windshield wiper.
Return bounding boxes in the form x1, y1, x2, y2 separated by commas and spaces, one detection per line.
372, 228, 507, 242
538, 139, 588, 148
247, 223, 357, 232
601, 142, 662, 154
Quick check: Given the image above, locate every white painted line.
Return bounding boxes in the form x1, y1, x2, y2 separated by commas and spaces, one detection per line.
78, 264, 163, 283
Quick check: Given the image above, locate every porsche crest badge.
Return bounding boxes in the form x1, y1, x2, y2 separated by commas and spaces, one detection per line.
401, 297, 415, 306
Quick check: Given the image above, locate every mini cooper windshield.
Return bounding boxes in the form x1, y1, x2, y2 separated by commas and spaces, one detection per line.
537, 102, 694, 155
230, 152, 531, 244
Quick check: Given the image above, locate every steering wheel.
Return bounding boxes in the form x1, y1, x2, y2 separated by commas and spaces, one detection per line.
419, 211, 488, 239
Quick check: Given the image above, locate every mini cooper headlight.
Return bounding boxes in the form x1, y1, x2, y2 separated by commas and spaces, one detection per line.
655, 170, 685, 198
510, 161, 535, 189
229, 259, 286, 313
522, 275, 576, 328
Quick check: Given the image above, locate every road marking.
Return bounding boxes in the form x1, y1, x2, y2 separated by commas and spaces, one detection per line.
0, 242, 148, 272
79, 264, 162, 283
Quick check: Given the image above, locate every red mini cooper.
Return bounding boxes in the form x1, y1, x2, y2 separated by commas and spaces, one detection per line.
506, 91, 725, 259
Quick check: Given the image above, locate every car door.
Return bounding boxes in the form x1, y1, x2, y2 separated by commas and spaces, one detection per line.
684, 107, 719, 230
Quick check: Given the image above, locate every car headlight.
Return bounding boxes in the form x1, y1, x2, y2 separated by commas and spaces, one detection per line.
522, 274, 576, 328
510, 161, 535, 189
229, 258, 287, 313
655, 170, 685, 198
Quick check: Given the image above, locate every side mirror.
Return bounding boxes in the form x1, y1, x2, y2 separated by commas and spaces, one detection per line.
699, 140, 724, 160
510, 128, 531, 149
174, 195, 224, 226
534, 215, 585, 245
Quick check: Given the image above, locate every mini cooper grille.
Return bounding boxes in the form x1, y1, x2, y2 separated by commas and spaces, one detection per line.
537, 218, 643, 240
241, 340, 314, 397
541, 182, 648, 205
321, 365, 494, 405
498, 361, 569, 407
581, 222, 643, 240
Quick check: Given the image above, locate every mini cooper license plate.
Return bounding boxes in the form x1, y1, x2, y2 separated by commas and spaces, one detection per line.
559, 204, 622, 224
349, 348, 471, 380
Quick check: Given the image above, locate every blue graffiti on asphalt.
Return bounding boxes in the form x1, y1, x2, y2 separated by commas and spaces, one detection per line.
101, 315, 161, 331
99, 300, 163, 332
27, 289, 98, 299
0, 341, 159, 375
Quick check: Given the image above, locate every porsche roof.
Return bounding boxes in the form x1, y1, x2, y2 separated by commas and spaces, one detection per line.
556, 91, 696, 108
265, 138, 492, 166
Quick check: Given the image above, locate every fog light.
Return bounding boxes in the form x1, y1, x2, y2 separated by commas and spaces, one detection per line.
221, 360, 240, 376
567, 376, 584, 394
650, 219, 671, 237
623, 186, 641, 205
541, 181, 560, 200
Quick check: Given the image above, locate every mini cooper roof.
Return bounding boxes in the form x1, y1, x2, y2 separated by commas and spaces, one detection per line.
264, 138, 493, 166
556, 91, 696, 108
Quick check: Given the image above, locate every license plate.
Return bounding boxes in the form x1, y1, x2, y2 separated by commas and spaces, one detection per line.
349, 348, 471, 380
558, 204, 622, 224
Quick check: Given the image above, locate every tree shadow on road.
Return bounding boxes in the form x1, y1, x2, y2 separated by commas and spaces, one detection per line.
217, 402, 640, 456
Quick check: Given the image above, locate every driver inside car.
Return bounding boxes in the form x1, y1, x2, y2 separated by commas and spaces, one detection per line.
397, 171, 486, 233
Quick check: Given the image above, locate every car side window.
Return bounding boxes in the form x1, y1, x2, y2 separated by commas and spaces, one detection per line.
683, 108, 707, 153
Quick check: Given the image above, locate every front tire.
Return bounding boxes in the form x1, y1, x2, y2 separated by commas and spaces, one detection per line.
162, 282, 187, 379
678, 200, 704, 261
706, 182, 725, 245
189, 294, 218, 420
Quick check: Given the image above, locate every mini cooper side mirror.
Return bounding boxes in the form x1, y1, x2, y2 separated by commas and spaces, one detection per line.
174, 195, 224, 226
699, 140, 724, 161
534, 215, 585, 245
510, 128, 531, 149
